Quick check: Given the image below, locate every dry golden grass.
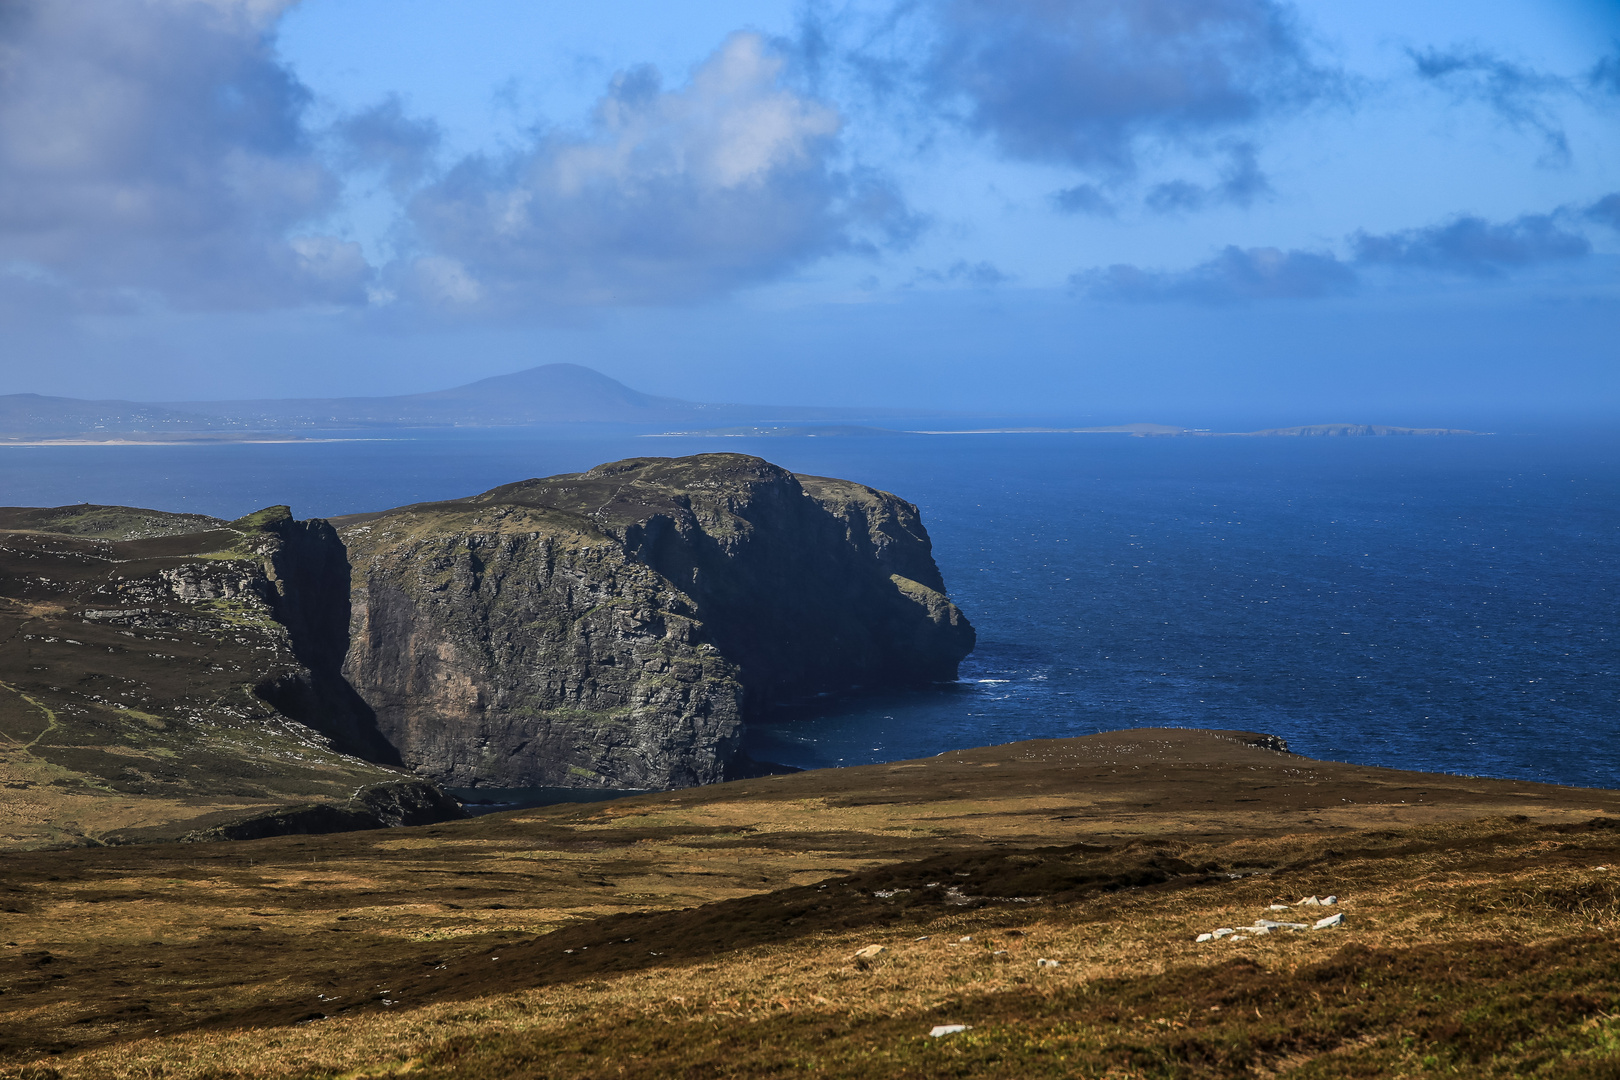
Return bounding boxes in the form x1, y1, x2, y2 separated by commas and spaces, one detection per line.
4, 730, 1620, 1079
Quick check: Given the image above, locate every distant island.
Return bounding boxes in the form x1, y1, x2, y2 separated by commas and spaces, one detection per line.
1226, 423, 1481, 437
663, 422, 1483, 438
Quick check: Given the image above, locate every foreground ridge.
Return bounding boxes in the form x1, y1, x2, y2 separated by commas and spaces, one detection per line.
0, 728, 1617, 1078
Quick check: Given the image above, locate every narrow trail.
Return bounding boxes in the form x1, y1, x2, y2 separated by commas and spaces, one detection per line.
0, 679, 60, 749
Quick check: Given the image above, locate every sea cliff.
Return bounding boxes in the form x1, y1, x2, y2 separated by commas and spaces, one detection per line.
336, 454, 974, 790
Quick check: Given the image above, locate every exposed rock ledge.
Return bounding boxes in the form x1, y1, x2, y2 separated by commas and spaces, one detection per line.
333, 454, 975, 792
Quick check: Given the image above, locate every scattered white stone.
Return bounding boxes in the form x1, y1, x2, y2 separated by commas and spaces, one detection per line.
1196, 933, 1214, 943
1036, 958, 1060, 969
992, 950, 1010, 960
853, 945, 885, 960
1256, 919, 1310, 931
1324, 896, 1338, 905
914, 935, 931, 942
1269, 904, 1291, 911
1229, 935, 1250, 942
1313, 913, 1345, 929
958, 935, 974, 943
1211, 927, 1236, 939
930, 1025, 971, 1037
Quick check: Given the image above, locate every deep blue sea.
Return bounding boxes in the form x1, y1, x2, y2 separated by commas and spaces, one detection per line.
3, 427, 1616, 789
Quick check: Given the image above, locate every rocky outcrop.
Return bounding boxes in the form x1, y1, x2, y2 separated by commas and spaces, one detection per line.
119, 505, 397, 764
0, 504, 461, 847
181, 779, 463, 842
337, 454, 974, 791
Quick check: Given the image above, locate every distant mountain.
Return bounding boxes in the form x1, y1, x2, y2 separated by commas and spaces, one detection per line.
174, 363, 713, 427
0, 364, 841, 438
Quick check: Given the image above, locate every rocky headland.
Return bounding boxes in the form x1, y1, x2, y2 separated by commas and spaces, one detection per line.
334, 454, 974, 791
0, 454, 973, 843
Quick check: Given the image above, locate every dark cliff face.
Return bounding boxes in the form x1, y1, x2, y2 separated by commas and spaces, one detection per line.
339, 503, 743, 791
476, 456, 973, 704
248, 510, 398, 764
337, 454, 974, 790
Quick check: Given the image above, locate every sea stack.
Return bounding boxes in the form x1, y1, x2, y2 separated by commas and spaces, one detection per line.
336, 454, 974, 791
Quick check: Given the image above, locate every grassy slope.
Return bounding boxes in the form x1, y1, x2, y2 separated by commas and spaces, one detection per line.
0, 511, 409, 848
2, 729, 1620, 1078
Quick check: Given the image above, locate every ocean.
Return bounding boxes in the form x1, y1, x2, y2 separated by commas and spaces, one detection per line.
3, 426, 1616, 789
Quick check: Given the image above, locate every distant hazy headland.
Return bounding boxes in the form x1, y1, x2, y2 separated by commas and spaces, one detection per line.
0, 363, 1478, 442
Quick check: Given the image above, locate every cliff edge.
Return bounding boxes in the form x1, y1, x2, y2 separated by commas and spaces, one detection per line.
0, 503, 443, 848
336, 454, 974, 791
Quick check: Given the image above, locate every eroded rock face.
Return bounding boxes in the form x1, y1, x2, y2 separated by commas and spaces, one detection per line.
340, 505, 743, 790
337, 454, 974, 790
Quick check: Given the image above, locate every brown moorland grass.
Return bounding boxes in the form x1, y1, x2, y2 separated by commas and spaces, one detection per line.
3, 729, 1620, 1078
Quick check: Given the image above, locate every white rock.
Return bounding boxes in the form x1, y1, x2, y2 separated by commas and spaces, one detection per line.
1297, 896, 1322, 906
1037, 958, 1061, 968
1323, 896, 1338, 905
958, 935, 974, 943
1196, 933, 1214, 943
1211, 927, 1236, 938
1257, 919, 1309, 931
930, 1025, 971, 1037
853, 945, 885, 960
1313, 913, 1345, 929
1268, 904, 1290, 911
1230, 935, 1250, 942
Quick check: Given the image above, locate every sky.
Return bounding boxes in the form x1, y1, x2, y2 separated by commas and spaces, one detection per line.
0, 0, 1616, 421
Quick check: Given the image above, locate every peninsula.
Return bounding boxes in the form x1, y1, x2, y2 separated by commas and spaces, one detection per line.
0, 454, 972, 844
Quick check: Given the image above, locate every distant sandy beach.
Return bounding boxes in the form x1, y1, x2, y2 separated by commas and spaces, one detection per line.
0, 436, 395, 447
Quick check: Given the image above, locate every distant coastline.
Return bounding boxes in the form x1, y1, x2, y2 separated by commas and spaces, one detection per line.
0, 435, 389, 447
658, 422, 1486, 438
0, 364, 1486, 443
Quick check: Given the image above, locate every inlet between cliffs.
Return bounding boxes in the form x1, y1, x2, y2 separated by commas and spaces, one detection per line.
331, 453, 975, 791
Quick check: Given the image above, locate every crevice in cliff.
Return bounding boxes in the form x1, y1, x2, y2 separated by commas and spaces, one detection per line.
252, 513, 403, 766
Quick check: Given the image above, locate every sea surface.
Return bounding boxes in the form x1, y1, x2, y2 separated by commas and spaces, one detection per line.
4, 426, 1616, 789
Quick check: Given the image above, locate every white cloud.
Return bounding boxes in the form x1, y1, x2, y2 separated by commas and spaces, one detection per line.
0, 0, 369, 310
402, 33, 916, 311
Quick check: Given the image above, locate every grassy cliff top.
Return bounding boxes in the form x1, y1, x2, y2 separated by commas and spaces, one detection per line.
330, 454, 910, 534
0, 503, 226, 541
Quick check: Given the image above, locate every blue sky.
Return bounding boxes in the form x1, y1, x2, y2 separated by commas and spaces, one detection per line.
0, 0, 1615, 420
